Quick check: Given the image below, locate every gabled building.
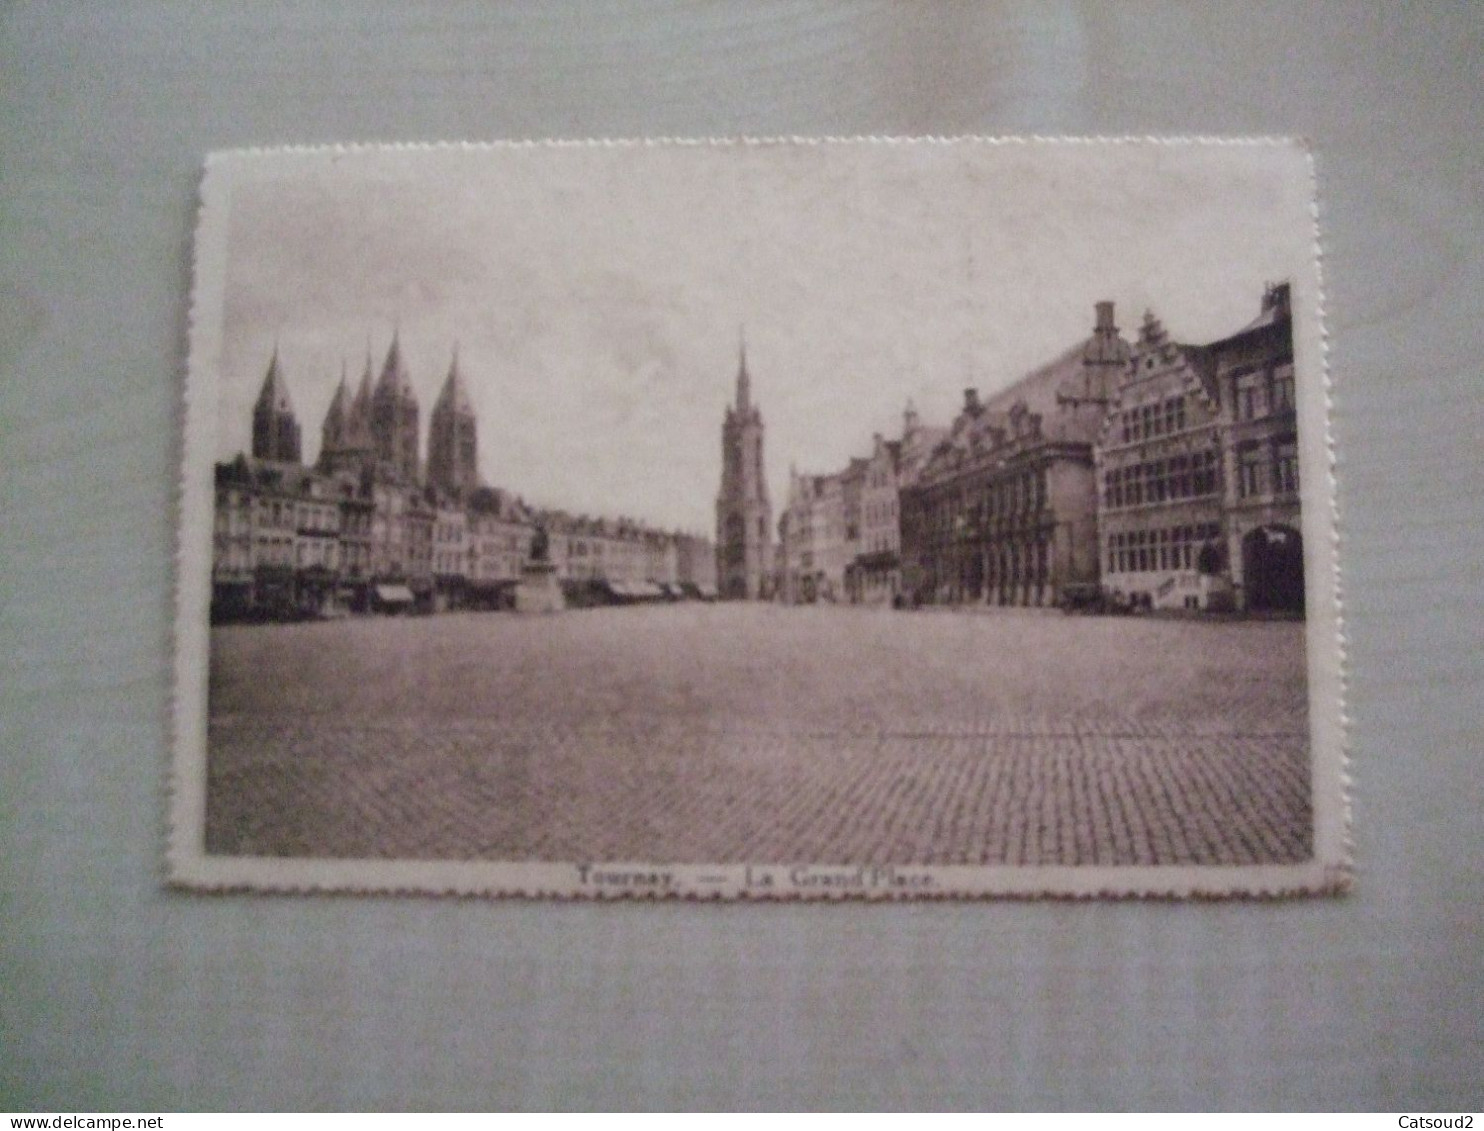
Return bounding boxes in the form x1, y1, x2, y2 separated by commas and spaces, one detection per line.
1096, 311, 1228, 611
900, 301, 1130, 607
1095, 283, 1301, 613
841, 402, 948, 606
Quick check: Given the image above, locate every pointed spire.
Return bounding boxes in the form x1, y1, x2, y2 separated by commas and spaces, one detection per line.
254, 344, 295, 415
251, 343, 301, 463
435, 346, 474, 416
355, 349, 374, 402
324, 365, 349, 429
735, 326, 751, 412
376, 327, 413, 399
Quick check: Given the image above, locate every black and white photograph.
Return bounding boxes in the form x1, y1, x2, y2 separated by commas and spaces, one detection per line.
171, 138, 1345, 898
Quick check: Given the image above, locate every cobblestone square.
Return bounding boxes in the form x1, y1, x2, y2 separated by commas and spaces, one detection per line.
206, 605, 1311, 866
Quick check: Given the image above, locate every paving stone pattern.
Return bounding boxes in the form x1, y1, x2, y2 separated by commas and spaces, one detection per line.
206, 605, 1312, 865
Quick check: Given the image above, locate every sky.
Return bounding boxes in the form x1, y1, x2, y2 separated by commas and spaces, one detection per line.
210, 140, 1317, 533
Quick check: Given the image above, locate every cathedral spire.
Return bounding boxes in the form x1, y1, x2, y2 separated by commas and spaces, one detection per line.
254, 343, 294, 416
369, 329, 420, 482
251, 344, 302, 463
736, 327, 751, 412
376, 327, 413, 399
434, 345, 474, 416
324, 362, 349, 429
428, 345, 477, 495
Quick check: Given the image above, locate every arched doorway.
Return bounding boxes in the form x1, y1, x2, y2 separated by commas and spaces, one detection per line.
1242, 525, 1304, 613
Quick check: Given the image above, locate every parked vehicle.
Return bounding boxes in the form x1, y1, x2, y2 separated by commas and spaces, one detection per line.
1058, 584, 1134, 616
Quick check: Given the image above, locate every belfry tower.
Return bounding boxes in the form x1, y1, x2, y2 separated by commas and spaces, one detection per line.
251, 346, 302, 464
370, 331, 421, 483
427, 348, 479, 496
715, 335, 772, 599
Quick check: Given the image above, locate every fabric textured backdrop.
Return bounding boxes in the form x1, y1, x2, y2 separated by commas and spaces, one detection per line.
2, 1, 1480, 1111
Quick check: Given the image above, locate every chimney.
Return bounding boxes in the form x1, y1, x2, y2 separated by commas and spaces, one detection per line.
963, 387, 980, 413
1095, 301, 1115, 332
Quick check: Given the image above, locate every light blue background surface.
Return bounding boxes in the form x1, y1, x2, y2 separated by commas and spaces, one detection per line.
3, 1, 1481, 1110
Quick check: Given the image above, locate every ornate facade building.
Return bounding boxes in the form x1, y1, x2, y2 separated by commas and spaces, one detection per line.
900, 302, 1130, 607
1096, 283, 1300, 612
1096, 311, 1228, 611
715, 341, 772, 599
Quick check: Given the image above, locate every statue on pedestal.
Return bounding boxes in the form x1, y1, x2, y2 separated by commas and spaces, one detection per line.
515, 521, 564, 613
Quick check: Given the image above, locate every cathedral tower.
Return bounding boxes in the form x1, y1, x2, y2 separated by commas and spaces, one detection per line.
427, 348, 479, 496
251, 346, 302, 464
715, 336, 772, 599
370, 331, 420, 483
318, 352, 377, 477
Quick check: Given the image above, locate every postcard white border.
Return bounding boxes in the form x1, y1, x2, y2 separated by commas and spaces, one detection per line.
169, 137, 1349, 900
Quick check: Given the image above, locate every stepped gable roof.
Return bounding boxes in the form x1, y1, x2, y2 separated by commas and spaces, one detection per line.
1126, 309, 1219, 403
253, 347, 295, 416
434, 349, 475, 416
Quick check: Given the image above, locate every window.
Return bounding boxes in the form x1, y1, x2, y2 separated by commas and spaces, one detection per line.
1274, 437, 1300, 494
1238, 443, 1264, 498
1272, 363, 1296, 412
1236, 368, 1267, 421
1190, 449, 1219, 496
1171, 454, 1190, 499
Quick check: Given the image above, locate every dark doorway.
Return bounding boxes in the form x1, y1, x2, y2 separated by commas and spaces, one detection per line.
1242, 525, 1304, 613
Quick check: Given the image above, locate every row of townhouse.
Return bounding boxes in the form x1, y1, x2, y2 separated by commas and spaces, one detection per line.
212, 456, 538, 619
780, 284, 1303, 614
776, 401, 945, 606
210, 334, 715, 622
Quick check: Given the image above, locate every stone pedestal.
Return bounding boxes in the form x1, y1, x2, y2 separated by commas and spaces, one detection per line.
514, 561, 565, 614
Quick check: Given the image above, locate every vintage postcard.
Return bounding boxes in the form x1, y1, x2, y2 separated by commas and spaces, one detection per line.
170, 138, 1347, 898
